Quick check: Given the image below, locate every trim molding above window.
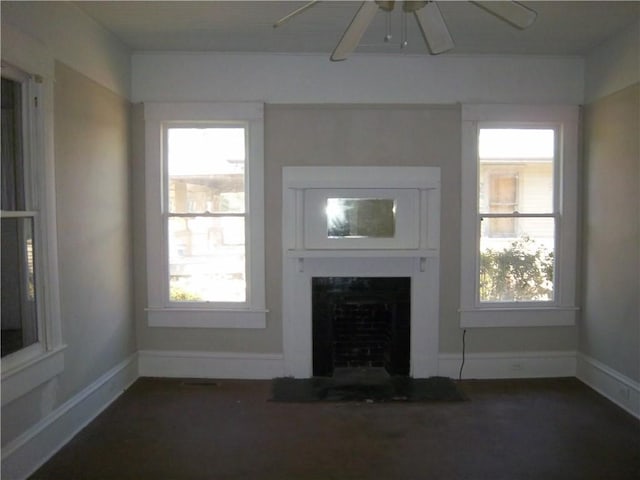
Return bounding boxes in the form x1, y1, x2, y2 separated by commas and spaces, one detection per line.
460, 104, 579, 328
143, 102, 266, 328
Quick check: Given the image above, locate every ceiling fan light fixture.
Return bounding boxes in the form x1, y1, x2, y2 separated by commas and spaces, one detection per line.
402, 1, 429, 13
272, 1, 319, 28
401, 10, 408, 48
376, 1, 396, 12
274, 0, 537, 61
330, 1, 380, 61
384, 10, 393, 42
413, 2, 455, 54
470, 1, 537, 30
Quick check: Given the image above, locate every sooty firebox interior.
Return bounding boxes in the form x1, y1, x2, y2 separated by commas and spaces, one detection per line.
312, 277, 410, 377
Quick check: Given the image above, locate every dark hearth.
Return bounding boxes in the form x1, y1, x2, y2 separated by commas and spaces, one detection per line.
312, 277, 410, 377
270, 370, 467, 403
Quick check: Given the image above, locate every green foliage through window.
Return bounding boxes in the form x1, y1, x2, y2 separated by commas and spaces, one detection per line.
479, 236, 554, 302
170, 285, 203, 302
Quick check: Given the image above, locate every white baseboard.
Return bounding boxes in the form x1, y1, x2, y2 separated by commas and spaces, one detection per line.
138, 350, 285, 379
438, 350, 577, 379
576, 353, 640, 419
1, 353, 139, 480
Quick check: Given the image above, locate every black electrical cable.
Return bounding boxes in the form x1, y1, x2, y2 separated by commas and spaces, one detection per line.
458, 329, 467, 381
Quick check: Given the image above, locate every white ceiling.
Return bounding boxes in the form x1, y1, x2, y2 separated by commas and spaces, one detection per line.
75, 1, 639, 57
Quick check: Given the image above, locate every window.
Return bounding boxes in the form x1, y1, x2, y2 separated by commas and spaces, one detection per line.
479, 128, 555, 302
166, 126, 247, 303
144, 103, 266, 328
460, 105, 579, 327
1, 76, 39, 358
486, 172, 518, 237
1, 51, 64, 405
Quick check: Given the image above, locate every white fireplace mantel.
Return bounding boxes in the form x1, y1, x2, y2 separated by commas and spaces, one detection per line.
281, 166, 441, 378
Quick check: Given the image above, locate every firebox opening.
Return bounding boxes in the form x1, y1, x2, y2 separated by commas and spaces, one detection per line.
312, 277, 410, 377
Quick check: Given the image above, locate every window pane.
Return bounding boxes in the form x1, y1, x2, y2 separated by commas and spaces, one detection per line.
479, 217, 555, 302
1, 217, 38, 356
168, 216, 246, 302
326, 198, 396, 238
1, 77, 25, 211
167, 127, 245, 214
479, 129, 554, 214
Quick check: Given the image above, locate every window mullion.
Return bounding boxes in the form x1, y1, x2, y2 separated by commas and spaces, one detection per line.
168, 212, 246, 218
1, 210, 37, 218
478, 213, 556, 219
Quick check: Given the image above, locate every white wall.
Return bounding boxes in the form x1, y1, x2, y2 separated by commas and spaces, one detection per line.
132, 52, 584, 104
2, 3, 136, 477
132, 52, 585, 361
584, 20, 640, 103
580, 19, 639, 383
577, 17, 639, 418
1, 1, 131, 98
1, 3, 637, 475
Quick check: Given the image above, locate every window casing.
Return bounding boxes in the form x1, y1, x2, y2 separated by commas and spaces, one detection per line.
1, 46, 64, 405
460, 105, 579, 327
144, 103, 266, 328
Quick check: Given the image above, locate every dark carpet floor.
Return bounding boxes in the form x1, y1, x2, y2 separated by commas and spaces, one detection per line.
30, 377, 640, 480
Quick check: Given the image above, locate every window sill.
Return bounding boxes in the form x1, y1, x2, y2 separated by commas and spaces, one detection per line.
459, 306, 578, 328
147, 307, 268, 329
1, 345, 66, 406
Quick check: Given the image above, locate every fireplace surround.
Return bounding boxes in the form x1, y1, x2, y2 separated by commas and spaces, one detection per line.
282, 167, 441, 378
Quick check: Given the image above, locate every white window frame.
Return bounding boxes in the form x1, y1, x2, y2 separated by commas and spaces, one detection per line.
1, 26, 65, 406
460, 104, 579, 328
144, 102, 266, 328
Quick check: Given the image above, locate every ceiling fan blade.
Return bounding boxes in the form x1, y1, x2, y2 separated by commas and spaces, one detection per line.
330, 1, 379, 62
273, 1, 320, 28
470, 1, 537, 29
413, 2, 454, 55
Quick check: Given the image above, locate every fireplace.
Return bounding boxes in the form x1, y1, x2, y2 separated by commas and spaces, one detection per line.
282, 167, 441, 378
312, 277, 410, 377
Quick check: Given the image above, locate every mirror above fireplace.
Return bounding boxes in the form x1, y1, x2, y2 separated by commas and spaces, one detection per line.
304, 187, 420, 249
283, 166, 440, 257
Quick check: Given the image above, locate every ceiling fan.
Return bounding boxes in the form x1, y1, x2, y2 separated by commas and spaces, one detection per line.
273, 1, 537, 61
